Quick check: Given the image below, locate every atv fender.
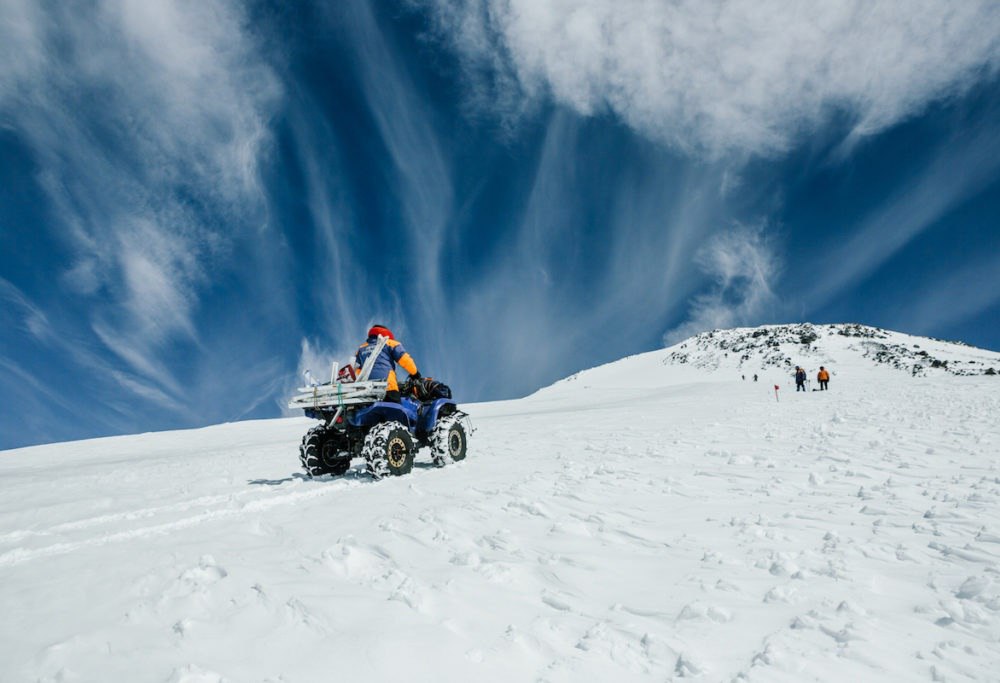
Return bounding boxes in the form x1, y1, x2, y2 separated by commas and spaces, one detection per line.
349, 400, 419, 430
418, 398, 458, 434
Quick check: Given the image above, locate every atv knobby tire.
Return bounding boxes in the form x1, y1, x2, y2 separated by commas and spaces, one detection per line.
299, 426, 351, 478
363, 421, 414, 479
430, 413, 467, 466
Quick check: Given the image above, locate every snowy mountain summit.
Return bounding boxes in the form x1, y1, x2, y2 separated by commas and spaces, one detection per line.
546, 322, 999, 399
2, 324, 999, 682
665, 323, 999, 377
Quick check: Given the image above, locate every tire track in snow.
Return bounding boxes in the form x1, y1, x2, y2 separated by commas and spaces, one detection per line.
0, 481, 362, 568
0, 490, 265, 544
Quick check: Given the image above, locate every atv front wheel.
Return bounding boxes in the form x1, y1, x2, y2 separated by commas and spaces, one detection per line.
363, 421, 414, 479
430, 413, 467, 466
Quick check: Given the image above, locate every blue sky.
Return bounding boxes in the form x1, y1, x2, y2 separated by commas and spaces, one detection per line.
1, 0, 998, 450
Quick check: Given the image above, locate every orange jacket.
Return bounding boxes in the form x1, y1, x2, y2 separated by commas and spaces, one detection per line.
355, 338, 418, 392
817, 369, 830, 381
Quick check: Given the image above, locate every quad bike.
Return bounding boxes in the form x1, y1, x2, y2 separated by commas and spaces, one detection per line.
287, 336, 469, 479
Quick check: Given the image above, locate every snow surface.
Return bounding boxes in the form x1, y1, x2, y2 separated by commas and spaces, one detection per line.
2, 324, 999, 682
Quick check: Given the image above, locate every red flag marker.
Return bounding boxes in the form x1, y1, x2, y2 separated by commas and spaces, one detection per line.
774, 384, 780, 402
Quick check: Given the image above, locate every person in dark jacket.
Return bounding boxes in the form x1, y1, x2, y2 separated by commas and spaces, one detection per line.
355, 324, 419, 403
794, 366, 807, 392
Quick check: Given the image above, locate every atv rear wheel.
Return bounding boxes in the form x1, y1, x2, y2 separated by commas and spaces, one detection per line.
430, 413, 467, 466
363, 421, 414, 479
299, 426, 352, 477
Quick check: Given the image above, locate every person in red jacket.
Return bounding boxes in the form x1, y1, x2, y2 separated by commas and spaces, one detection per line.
355, 324, 420, 403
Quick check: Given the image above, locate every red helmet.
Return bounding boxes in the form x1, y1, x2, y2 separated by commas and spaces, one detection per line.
368, 324, 394, 340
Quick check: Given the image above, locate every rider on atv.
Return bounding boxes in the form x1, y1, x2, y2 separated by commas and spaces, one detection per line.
355, 324, 419, 403
290, 323, 466, 478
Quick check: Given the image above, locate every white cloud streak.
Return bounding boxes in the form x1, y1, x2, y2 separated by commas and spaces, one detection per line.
420, 0, 1000, 156
0, 277, 55, 344
293, 13, 728, 399
281, 0, 458, 385
449, 112, 733, 397
0, 278, 196, 441
893, 251, 1000, 336
801, 121, 1000, 311
337, 0, 454, 354
316, 7, 761, 394
0, 0, 280, 403
664, 225, 780, 344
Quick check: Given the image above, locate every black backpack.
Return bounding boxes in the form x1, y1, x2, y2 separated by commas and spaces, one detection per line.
409, 377, 452, 401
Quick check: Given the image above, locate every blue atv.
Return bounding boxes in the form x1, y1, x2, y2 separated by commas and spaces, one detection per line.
289, 376, 468, 479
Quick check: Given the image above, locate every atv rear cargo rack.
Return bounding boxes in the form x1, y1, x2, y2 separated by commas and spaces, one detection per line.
287, 380, 388, 410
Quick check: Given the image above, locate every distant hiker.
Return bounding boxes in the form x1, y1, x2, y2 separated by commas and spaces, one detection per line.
355, 324, 420, 403
817, 366, 830, 391
753, 374, 758, 382
742, 374, 745, 380
794, 366, 806, 392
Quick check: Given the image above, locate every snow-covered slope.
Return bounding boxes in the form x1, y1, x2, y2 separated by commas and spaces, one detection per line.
2, 324, 999, 682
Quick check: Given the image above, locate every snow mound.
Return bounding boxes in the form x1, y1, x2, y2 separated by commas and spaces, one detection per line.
543, 323, 1000, 399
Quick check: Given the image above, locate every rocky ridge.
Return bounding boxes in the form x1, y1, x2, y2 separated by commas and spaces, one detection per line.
665, 323, 999, 377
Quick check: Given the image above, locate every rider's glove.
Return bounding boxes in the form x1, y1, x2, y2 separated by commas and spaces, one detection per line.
411, 372, 422, 381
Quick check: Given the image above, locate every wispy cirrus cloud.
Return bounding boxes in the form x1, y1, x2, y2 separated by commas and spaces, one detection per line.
0, 277, 54, 344
284, 0, 456, 385
419, 0, 1000, 359
296, 0, 770, 396
0, 277, 192, 442
893, 251, 1000, 335
338, 0, 454, 351
419, 0, 1000, 157
286, 6, 733, 399
801, 120, 1000, 312
664, 225, 780, 344
0, 0, 280, 402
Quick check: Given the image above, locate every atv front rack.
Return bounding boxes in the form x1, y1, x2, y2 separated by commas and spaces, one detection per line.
287, 380, 388, 410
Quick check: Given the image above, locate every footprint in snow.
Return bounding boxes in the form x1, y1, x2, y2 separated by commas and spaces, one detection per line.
476, 531, 518, 554
450, 551, 482, 567
320, 540, 393, 581
503, 498, 551, 518
955, 574, 992, 600
674, 651, 704, 677
765, 555, 801, 578
574, 622, 653, 671
819, 622, 865, 643
284, 595, 331, 634
160, 555, 228, 601
712, 578, 743, 593
387, 575, 429, 612
476, 561, 513, 583
167, 663, 228, 683
179, 555, 228, 585
836, 600, 867, 616
750, 641, 780, 668
676, 602, 732, 623
763, 585, 798, 604
541, 592, 573, 612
